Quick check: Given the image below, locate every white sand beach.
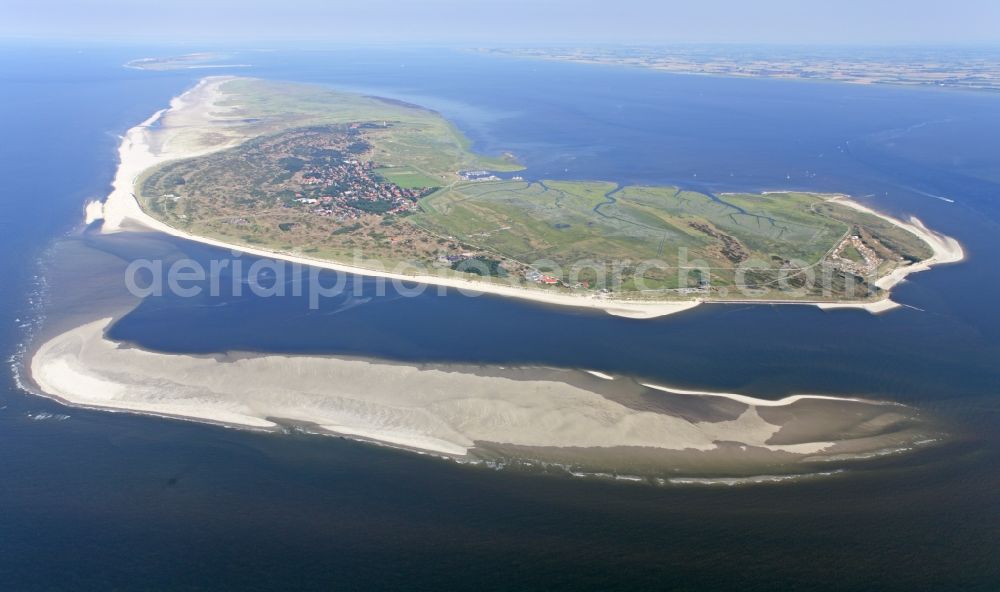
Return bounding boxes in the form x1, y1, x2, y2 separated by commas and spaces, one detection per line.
90, 76, 964, 319
641, 383, 877, 407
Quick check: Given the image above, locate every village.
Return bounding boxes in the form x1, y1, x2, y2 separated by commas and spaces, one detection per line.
293, 157, 424, 219
829, 232, 882, 277
283, 127, 428, 220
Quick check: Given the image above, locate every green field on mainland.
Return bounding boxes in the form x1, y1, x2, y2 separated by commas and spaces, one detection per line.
373, 166, 444, 189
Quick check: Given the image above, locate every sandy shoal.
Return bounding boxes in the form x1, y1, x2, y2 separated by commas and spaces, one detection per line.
30, 318, 868, 458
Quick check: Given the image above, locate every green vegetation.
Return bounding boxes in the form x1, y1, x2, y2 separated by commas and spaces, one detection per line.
216, 78, 523, 179
452, 256, 508, 277
409, 180, 933, 294
332, 222, 362, 235
841, 243, 865, 262
374, 166, 443, 189
346, 199, 395, 214
279, 157, 306, 172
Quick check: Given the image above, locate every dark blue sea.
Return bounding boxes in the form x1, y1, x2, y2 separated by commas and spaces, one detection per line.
1, 43, 998, 590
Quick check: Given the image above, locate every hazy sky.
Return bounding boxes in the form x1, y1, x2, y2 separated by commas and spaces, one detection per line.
4, 0, 1000, 45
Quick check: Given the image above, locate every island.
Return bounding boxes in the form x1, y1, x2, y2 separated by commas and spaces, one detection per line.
124, 52, 252, 71
98, 76, 962, 318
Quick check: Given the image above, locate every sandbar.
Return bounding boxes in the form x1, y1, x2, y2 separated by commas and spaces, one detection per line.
29, 317, 938, 470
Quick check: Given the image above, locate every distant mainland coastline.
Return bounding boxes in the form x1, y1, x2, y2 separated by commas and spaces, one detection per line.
476, 46, 1000, 93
